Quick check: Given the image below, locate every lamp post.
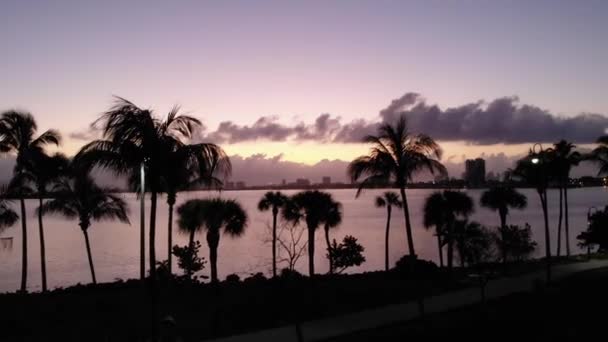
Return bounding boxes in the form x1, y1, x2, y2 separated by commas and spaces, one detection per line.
140, 159, 146, 280
531, 143, 551, 283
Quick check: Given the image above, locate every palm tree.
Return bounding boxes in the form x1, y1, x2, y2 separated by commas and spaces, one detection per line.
548, 140, 580, 257
480, 186, 527, 264
0, 186, 18, 233
75, 98, 202, 280
453, 220, 490, 268
348, 115, 446, 257
375, 192, 402, 271
511, 148, 553, 282
177, 198, 248, 282
39, 174, 129, 284
422, 190, 474, 270
283, 190, 337, 276
0, 111, 61, 292
28, 152, 68, 292
257, 191, 289, 277
322, 198, 342, 274
160, 139, 230, 274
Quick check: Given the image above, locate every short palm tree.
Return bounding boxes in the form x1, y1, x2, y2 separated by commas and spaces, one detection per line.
548, 140, 580, 257
39, 174, 129, 284
480, 186, 527, 264
511, 148, 553, 282
75, 98, 202, 280
375, 192, 402, 271
283, 190, 337, 276
0, 110, 61, 292
160, 138, 230, 274
0, 186, 18, 233
423, 190, 474, 270
348, 115, 446, 257
257, 191, 289, 277
177, 198, 248, 282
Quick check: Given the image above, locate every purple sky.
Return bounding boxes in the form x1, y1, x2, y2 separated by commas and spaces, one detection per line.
1, 0, 607, 182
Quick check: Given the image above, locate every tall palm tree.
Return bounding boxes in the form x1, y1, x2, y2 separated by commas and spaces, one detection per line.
375, 191, 402, 271
75, 98, 201, 280
422, 190, 474, 270
283, 190, 337, 276
257, 191, 289, 277
480, 186, 527, 264
28, 152, 68, 292
160, 139, 230, 274
177, 198, 248, 282
0, 111, 61, 292
0, 186, 18, 233
39, 174, 129, 284
548, 140, 580, 257
322, 198, 342, 274
511, 149, 553, 282
348, 115, 446, 257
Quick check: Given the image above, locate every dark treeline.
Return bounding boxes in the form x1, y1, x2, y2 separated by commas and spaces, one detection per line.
2, 98, 608, 340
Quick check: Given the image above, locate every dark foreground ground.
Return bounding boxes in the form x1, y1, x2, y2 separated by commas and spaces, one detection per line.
0, 257, 596, 341
327, 266, 608, 341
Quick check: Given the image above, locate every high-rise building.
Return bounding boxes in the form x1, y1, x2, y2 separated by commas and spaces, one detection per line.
322, 176, 331, 185
464, 158, 486, 187
295, 178, 310, 187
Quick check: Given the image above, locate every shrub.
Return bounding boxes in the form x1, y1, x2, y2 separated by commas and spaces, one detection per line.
328, 235, 366, 274
172, 241, 207, 279
225, 274, 241, 283
393, 255, 439, 278
493, 223, 537, 262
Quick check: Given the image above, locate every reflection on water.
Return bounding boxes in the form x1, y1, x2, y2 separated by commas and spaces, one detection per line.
0, 187, 606, 292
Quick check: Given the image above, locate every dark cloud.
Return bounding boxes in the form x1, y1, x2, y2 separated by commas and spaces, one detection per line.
199, 92, 608, 145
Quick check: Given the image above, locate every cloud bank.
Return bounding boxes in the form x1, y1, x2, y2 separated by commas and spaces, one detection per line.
192, 93, 608, 145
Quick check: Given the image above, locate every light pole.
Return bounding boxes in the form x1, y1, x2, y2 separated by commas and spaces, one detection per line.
531, 143, 551, 283
140, 159, 146, 280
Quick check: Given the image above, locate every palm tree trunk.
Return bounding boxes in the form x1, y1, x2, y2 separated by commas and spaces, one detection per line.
272, 209, 278, 278
384, 206, 392, 271
149, 191, 157, 279
324, 224, 332, 274
308, 227, 315, 276
399, 187, 416, 257
564, 183, 571, 256
189, 229, 195, 248
139, 162, 145, 280
38, 197, 47, 292
499, 210, 507, 264
540, 190, 552, 283
207, 231, 220, 282
436, 230, 444, 268
82, 228, 96, 284
19, 198, 27, 292
556, 187, 563, 257
167, 202, 174, 274
446, 223, 454, 270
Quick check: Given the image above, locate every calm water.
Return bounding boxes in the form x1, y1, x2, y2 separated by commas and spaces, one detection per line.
0, 187, 606, 292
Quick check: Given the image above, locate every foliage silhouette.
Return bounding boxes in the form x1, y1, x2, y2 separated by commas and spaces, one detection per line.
257, 191, 289, 277
327, 235, 366, 274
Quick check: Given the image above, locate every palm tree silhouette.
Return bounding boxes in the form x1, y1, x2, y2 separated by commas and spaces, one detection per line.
452, 220, 489, 268
283, 190, 338, 276
0, 186, 18, 233
0, 111, 61, 292
28, 152, 68, 292
511, 149, 553, 282
177, 198, 248, 282
75, 98, 201, 280
480, 186, 527, 264
159, 137, 230, 274
39, 173, 129, 284
423, 190, 473, 270
257, 191, 289, 277
348, 115, 446, 257
375, 192, 402, 271
548, 140, 580, 257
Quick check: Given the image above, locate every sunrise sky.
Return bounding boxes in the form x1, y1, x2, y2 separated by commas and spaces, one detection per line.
1, 0, 607, 183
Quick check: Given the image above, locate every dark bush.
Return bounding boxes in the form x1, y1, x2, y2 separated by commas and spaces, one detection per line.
393, 255, 439, 278
225, 274, 241, 283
